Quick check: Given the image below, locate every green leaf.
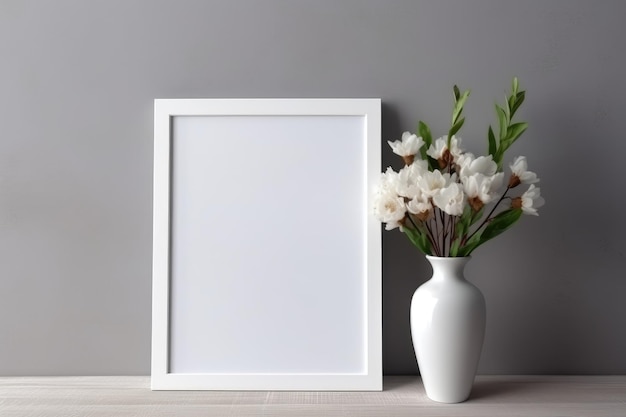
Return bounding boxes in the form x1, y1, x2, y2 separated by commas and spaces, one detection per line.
510, 91, 525, 116
508, 94, 516, 115
488, 126, 497, 157
452, 90, 470, 124
418, 121, 433, 148
458, 208, 522, 256
490, 79, 527, 170
503, 95, 511, 120
403, 226, 431, 255
453, 85, 460, 101
450, 238, 462, 257
470, 206, 485, 226
418, 121, 433, 167
496, 105, 508, 140
495, 147, 507, 170
455, 207, 470, 238
479, 208, 523, 243
448, 117, 465, 138
458, 232, 482, 257
505, 122, 528, 144
450, 207, 474, 257
460, 205, 473, 226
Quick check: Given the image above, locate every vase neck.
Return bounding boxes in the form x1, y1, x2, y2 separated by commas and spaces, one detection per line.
426, 256, 471, 281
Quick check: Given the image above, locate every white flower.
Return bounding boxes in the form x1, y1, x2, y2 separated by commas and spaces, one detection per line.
426, 135, 463, 162
372, 190, 406, 230
455, 152, 475, 172
463, 172, 504, 204
410, 158, 429, 172
374, 167, 400, 195
488, 172, 504, 194
459, 154, 497, 179
518, 184, 545, 216
416, 170, 454, 198
432, 183, 465, 216
406, 191, 433, 219
509, 156, 539, 187
395, 160, 428, 199
462, 172, 504, 205
388, 131, 424, 157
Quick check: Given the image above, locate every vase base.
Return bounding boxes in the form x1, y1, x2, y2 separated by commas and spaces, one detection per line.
425, 392, 470, 404
422, 379, 473, 403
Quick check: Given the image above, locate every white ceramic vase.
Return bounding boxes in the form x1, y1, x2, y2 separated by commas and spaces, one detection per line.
410, 255, 486, 403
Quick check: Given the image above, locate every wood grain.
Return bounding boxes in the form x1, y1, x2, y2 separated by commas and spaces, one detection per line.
0, 376, 624, 417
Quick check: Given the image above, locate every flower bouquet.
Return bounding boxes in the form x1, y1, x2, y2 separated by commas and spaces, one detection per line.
373, 78, 544, 257
377, 78, 545, 403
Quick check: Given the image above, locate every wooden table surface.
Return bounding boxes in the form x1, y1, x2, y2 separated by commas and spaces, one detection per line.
0, 375, 624, 416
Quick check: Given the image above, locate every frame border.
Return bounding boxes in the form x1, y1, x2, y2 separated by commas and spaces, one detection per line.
151, 99, 381, 390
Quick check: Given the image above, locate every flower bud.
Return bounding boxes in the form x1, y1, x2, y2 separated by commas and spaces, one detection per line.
438, 149, 452, 169
508, 174, 521, 188
415, 210, 432, 221
468, 196, 484, 212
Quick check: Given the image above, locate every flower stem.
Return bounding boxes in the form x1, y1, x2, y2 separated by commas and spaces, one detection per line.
432, 214, 440, 255
407, 214, 438, 256
451, 217, 457, 254
425, 220, 440, 256
465, 185, 511, 244
441, 212, 447, 256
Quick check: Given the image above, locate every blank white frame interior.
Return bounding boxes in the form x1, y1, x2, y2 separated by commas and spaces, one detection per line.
152, 98, 381, 390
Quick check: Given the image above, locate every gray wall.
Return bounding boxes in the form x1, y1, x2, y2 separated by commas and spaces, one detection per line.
1, 0, 625, 376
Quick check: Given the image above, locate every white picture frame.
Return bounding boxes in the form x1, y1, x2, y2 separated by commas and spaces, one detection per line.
151, 98, 381, 390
